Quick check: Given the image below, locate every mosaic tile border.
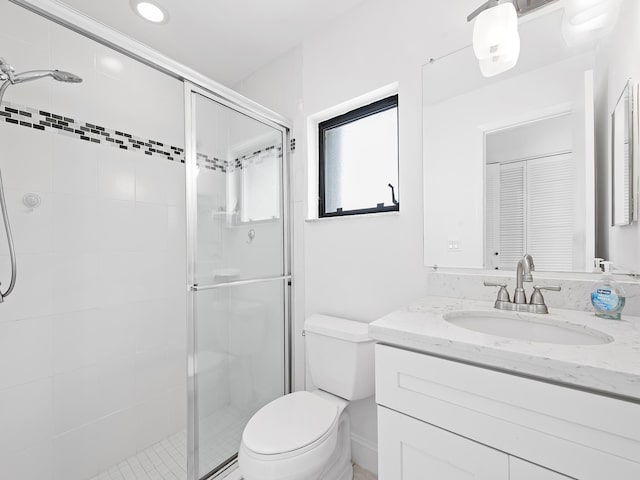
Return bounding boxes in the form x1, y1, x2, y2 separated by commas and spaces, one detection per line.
197, 144, 283, 174
1, 101, 284, 173
1, 101, 186, 163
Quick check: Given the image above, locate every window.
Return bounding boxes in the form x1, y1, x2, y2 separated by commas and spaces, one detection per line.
319, 95, 399, 217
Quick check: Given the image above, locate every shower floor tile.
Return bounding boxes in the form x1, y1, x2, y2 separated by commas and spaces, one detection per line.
88, 406, 251, 480
199, 407, 253, 476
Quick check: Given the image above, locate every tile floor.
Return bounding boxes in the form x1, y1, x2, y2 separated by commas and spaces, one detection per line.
198, 408, 253, 476
87, 406, 375, 480
88, 432, 186, 480
353, 464, 378, 480
88, 407, 251, 480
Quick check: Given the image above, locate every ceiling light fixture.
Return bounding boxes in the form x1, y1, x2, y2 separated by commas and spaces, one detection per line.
562, 0, 621, 46
131, 1, 168, 24
470, 2, 521, 78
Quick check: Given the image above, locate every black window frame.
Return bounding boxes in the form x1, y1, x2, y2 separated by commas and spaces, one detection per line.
318, 94, 400, 218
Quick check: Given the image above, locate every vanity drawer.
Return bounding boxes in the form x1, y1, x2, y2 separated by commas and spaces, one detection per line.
375, 344, 640, 479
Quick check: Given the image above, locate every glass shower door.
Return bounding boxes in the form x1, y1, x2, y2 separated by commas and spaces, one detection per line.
185, 87, 290, 479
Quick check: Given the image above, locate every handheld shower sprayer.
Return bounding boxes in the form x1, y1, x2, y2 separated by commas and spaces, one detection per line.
0, 57, 83, 302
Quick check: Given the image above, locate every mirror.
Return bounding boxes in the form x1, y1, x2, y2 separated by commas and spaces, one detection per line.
423, 0, 640, 274
611, 80, 637, 226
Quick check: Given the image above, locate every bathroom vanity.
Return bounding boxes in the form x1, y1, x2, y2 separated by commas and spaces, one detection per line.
369, 297, 640, 480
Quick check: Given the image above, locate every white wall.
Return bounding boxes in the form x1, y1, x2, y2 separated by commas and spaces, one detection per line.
485, 113, 573, 165
0, 3, 186, 479
596, 0, 640, 273
234, 0, 490, 471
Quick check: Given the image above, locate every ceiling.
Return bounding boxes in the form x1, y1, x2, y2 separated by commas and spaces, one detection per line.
57, 0, 371, 86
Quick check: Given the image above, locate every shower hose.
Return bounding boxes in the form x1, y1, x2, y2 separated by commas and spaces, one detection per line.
0, 166, 17, 302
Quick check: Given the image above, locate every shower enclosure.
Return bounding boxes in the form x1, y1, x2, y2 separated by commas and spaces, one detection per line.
0, 2, 291, 480
185, 87, 291, 479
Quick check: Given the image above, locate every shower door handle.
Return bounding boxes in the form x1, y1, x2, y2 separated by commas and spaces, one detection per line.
190, 274, 292, 291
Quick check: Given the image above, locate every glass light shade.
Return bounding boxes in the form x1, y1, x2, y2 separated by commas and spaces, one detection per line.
562, 13, 607, 46
568, 1, 611, 26
479, 31, 521, 78
473, 3, 519, 60
564, 0, 617, 22
562, 0, 621, 46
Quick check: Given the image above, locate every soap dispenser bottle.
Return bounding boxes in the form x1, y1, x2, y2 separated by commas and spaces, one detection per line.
591, 261, 626, 320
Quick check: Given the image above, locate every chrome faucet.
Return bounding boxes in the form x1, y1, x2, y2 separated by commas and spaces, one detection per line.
514, 253, 534, 304
484, 254, 561, 314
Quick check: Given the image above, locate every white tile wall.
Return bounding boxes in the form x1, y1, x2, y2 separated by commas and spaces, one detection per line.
0, 378, 53, 453
0, 440, 54, 480
0, 189, 53, 254
0, 2, 188, 480
52, 356, 136, 435
98, 153, 135, 202
0, 316, 53, 389
52, 135, 99, 195
98, 199, 137, 250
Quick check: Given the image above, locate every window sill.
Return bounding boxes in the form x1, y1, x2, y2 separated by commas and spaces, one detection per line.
305, 210, 400, 223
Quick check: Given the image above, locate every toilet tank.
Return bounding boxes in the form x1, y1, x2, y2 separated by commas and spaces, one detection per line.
304, 315, 376, 401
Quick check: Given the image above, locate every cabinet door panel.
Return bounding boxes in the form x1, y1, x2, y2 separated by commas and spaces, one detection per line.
510, 457, 574, 480
375, 344, 640, 479
378, 406, 509, 480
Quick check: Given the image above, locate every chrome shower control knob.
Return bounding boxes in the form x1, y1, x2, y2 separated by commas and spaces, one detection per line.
22, 193, 41, 210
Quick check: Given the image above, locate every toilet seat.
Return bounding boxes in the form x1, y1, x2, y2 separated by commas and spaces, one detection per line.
242, 391, 340, 458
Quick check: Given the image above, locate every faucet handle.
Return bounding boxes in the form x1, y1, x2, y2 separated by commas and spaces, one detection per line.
484, 281, 511, 303
533, 285, 561, 291
530, 285, 561, 306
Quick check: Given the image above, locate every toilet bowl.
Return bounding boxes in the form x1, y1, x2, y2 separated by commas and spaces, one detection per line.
238, 315, 375, 480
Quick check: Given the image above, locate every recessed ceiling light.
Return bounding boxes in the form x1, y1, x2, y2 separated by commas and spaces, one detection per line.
131, 1, 168, 24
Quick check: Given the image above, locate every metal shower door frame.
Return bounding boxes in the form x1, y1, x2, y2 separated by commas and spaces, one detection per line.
184, 82, 293, 480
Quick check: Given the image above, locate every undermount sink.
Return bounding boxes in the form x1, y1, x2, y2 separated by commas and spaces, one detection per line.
443, 311, 613, 346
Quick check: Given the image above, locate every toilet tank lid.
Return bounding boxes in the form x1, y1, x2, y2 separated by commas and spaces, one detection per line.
305, 314, 372, 343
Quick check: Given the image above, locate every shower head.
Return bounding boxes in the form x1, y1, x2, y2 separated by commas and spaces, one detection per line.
12, 69, 83, 84
51, 70, 83, 83
0, 58, 82, 104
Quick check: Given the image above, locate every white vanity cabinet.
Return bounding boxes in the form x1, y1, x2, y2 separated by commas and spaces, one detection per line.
378, 406, 509, 479
509, 458, 572, 480
375, 344, 640, 480
379, 407, 571, 479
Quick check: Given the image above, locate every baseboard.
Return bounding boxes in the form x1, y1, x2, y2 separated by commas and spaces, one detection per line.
351, 433, 378, 474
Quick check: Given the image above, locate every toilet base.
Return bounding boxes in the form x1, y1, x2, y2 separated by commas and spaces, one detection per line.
318, 413, 352, 480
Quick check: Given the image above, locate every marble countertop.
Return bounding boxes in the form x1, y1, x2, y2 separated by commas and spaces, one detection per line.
369, 296, 640, 401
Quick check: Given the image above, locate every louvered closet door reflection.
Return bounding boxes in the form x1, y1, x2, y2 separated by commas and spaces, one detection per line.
491, 154, 574, 272
526, 154, 573, 272
498, 162, 526, 271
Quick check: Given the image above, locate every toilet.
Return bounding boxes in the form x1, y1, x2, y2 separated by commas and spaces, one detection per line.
238, 314, 376, 480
